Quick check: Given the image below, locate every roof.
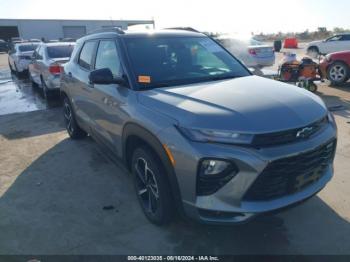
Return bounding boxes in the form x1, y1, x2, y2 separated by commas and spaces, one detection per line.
0, 18, 154, 27
83, 29, 205, 41
122, 29, 204, 37
15, 42, 40, 46
42, 42, 76, 47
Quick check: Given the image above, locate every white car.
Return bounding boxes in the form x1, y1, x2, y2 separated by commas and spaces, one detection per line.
217, 37, 275, 69
8, 42, 39, 76
307, 34, 350, 55
29, 42, 75, 99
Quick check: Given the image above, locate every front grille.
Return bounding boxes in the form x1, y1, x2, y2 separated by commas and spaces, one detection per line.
252, 116, 328, 147
244, 140, 336, 201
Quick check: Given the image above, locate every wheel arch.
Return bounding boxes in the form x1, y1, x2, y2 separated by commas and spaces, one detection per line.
122, 122, 184, 215
60, 89, 69, 99
307, 45, 319, 53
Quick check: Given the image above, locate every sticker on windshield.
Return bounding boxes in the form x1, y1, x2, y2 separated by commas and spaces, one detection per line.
138, 75, 151, 83
199, 38, 222, 53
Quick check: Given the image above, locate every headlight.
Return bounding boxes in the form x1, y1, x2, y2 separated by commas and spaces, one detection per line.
177, 126, 254, 145
325, 54, 332, 62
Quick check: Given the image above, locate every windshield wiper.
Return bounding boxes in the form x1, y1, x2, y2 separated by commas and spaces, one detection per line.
205, 74, 240, 81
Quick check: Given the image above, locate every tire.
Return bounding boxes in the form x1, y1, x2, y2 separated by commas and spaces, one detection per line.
29, 73, 38, 88
63, 96, 87, 139
327, 62, 349, 86
13, 63, 19, 76
131, 146, 174, 225
308, 82, 318, 93
8, 60, 14, 74
41, 77, 54, 100
307, 46, 319, 58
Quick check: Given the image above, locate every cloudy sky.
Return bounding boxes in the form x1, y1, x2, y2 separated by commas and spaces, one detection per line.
0, 0, 348, 34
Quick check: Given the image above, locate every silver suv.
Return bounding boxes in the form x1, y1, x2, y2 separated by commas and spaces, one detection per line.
61, 28, 337, 225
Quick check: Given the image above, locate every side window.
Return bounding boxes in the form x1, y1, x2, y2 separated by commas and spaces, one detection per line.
36, 46, 42, 59
78, 41, 96, 70
341, 35, 350, 41
95, 40, 122, 76
328, 36, 342, 42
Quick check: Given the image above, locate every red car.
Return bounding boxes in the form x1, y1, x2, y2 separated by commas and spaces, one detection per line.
319, 51, 350, 85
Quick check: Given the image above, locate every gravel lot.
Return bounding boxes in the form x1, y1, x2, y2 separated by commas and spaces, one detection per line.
0, 49, 350, 255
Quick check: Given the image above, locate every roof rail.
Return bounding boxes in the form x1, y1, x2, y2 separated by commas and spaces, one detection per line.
165, 27, 200, 33
87, 27, 125, 36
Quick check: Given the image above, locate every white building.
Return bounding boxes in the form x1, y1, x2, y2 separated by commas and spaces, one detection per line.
0, 18, 155, 41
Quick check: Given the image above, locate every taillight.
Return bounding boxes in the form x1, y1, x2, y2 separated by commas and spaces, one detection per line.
248, 49, 257, 55
49, 64, 61, 75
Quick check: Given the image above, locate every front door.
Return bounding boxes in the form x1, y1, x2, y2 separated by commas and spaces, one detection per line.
88, 39, 129, 150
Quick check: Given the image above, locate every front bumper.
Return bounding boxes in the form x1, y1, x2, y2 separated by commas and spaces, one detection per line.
158, 122, 337, 224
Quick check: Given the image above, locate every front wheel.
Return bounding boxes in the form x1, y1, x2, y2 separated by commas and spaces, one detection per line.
63, 97, 87, 139
327, 62, 349, 86
308, 82, 318, 93
131, 147, 174, 225
307, 46, 319, 58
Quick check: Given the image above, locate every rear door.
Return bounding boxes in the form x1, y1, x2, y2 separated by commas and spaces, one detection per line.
29, 46, 41, 84
36, 46, 46, 81
89, 39, 129, 148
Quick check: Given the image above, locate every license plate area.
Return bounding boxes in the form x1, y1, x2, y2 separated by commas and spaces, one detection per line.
294, 165, 324, 191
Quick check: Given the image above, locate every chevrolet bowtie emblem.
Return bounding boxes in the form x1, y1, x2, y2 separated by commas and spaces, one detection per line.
296, 126, 314, 138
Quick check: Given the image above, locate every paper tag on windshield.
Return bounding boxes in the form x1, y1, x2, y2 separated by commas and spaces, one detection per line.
138, 75, 151, 83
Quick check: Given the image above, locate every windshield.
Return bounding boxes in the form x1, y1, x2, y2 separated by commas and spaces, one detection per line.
18, 44, 38, 52
124, 36, 250, 88
47, 45, 75, 58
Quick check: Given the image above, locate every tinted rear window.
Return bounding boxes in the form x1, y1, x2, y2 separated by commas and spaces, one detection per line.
18, 44, 38, 52
47, 45, 75, 58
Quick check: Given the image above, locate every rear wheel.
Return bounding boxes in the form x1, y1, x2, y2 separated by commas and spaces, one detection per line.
29, 73, 38, 88
41, 77, 56, 100
63, 96, 87, 139
327, 62, 349, 86
131, 146, 174, 225
8, 60, 14, 74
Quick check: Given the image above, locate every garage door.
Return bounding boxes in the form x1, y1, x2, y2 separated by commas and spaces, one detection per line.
62, 26, 86, 39
0, 26, 19, 41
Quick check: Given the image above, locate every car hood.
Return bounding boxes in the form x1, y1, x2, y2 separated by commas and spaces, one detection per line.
138, 76, 327, 133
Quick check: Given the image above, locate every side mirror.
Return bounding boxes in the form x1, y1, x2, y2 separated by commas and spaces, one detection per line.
89, 68, 126, 86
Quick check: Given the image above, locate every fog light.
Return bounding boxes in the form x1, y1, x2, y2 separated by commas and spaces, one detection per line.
201, 159, 231, 175
197, 159, 239, 196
